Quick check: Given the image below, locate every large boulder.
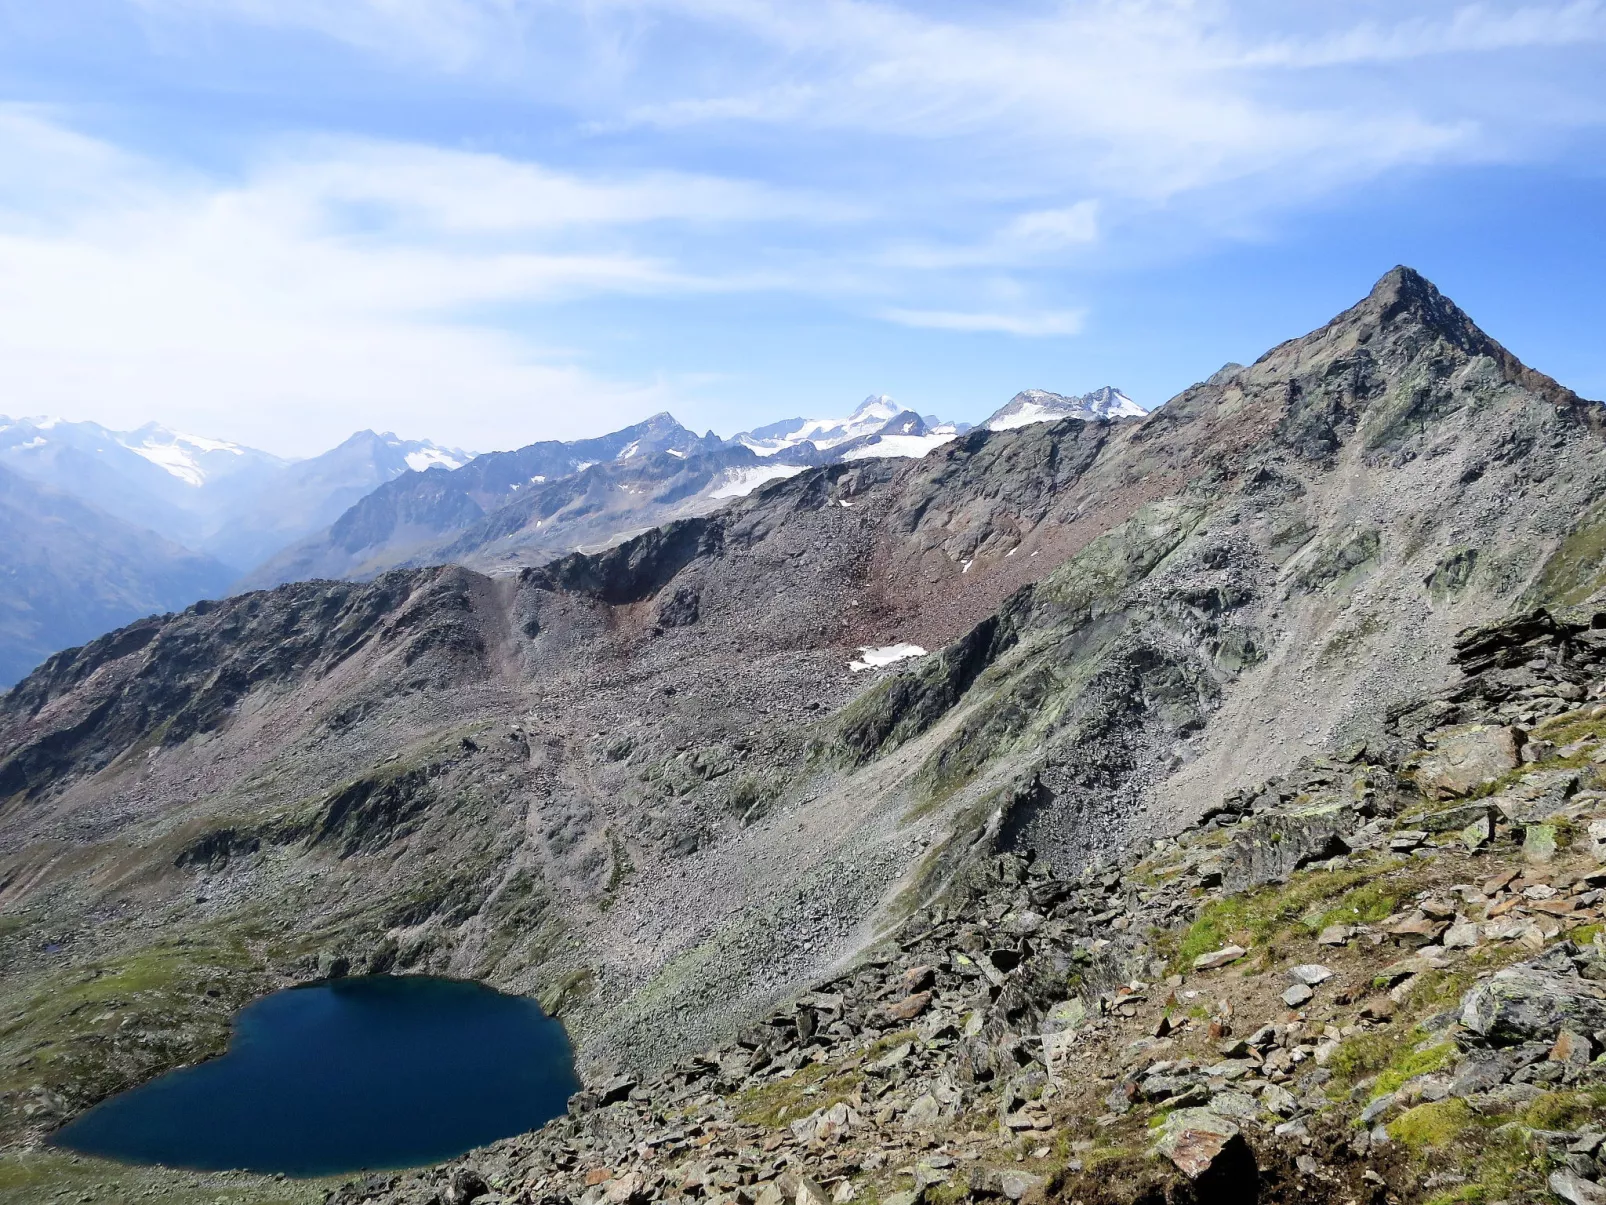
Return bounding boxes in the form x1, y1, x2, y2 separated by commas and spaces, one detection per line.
1153, 1107, 1258, 1199
1221, 801, 1354, 892
1461, 957, 1606, 1046
1411, 724, 1520, 799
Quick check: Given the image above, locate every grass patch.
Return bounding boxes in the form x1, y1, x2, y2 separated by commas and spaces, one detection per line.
1390, 1099, 1475, 1151
1372, 1041, 1458, 1100
734, 1062, 863, 1128
1171, 861, 1405, 973
1522, 1089, 1606, 1131
1326, 1032, 1401, 1088
0, 1149, 333, 1205
0, 923, 277, 1144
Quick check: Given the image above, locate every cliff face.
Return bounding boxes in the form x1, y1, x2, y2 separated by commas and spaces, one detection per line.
3, 270, 1605, 1181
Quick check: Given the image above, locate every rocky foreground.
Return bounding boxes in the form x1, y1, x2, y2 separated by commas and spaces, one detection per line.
336, 606, 1606, 1205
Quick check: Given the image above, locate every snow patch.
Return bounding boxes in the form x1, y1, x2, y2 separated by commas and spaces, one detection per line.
839, 432, 956, 461
405, 447, 465, 472
712, 464, 806, 499
849, 643, 928, 672
126, 442, 209, 486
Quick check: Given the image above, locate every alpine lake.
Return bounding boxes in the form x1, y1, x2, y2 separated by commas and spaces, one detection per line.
49, 976, 580, 1178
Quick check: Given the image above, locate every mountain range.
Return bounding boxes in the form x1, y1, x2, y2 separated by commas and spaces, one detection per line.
4, 269, 1605, 1205
242, 397, 996, 590
1, 393, 1084, 685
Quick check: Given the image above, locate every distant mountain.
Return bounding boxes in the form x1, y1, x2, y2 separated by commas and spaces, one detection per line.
732, 395, 970, 458
241, 413, 721, 588
983, 387, 1146, 430
0, 463, 235, 687
204, 430, 474, 571
243, 403, 989, 588
0, 416, 471, 570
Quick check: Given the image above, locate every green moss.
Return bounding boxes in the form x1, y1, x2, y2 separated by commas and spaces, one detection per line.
1372, 1041, 1458, 1100
1521, 1090, 1600, 1131
1171, 862, 1403, 973
1326, 1032, 1400, 1087
1391, 1099, 1475, 1151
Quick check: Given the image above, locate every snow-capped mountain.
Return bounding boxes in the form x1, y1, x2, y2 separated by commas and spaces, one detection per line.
0, 416, 476, 572
732, 395, 969, 460
983, 387, 1147, 430
111, 422, 289, 488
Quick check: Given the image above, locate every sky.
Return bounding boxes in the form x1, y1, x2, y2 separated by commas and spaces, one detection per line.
0, 1, 1603, 458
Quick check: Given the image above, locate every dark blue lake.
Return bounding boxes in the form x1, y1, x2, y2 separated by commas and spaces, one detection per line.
50, 976, 580, 1178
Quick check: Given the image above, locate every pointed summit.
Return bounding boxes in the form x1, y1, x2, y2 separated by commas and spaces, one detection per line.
1354, 265, 1499, 357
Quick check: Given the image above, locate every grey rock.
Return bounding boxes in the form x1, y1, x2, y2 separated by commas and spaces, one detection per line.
1550, 1169, 1606, 1205
1461, 964, 1606, 1046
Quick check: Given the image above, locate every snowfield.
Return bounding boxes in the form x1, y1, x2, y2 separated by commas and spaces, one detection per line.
712, 464, 807, 499
849, 643, 928, 672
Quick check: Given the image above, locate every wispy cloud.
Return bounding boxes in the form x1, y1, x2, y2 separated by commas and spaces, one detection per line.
879, 308, 1086, 338
0, 109, 828, 453
6, 1, 1606, 443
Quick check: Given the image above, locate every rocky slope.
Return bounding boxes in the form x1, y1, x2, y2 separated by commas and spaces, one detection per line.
338, 603, 1606, 1205
2, 267, 1606, 1202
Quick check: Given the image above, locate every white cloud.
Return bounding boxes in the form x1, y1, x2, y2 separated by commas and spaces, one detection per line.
8, 2, 1606, 449
879, 308, 1086, 337
0, 110, 823, 455
1241, 2, 1606, 67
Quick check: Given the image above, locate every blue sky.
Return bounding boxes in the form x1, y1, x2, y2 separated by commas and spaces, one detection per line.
0, 1, 1603, 456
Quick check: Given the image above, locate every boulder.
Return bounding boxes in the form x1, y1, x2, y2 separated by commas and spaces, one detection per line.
443, 1169, 490, 1205
605, 1173, 649, 1205
1221, 802, 1353, 892
1460, 964, 1606, 1046
1261, 1084, 1298, 1117
1193, 945, 1247, 971
1288, 964, 1333, 986
1154, 1108, 1257, 1189
1412, 725, 1520, 799
1524, 824, 1560, 864
1282, 984, 1314, 1008
1417, 803, 1496, 833
1491, 770, 1582, 823
969, 1167, 1043, 1201
1590, 818, 1606, 862
900, 965, 936, 994
1551, 1029, 1595, 1067
884, 991, 933, 1022
1550, 1170, 1606, 1205
598, 1075, 638, 1106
